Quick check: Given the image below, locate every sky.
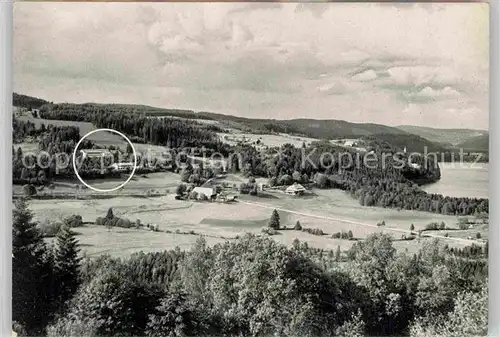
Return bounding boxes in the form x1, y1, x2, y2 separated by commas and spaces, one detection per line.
13, 2, 489, 129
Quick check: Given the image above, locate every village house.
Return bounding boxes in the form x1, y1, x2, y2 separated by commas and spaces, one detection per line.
108, 162, 135, 172
258, 183, 267, 191
192, 186, 217, 200
285, 183, 306, 196
80, 149, 113, 159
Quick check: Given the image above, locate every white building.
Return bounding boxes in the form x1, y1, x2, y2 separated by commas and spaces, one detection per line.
108, 162, 135, 172
192, 186, 216, 200
80, 149, 113, 159
285, 183, 306, 196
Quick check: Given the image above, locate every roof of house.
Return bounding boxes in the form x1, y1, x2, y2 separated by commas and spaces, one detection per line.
286, 183, 306, 192
81, 149, 112, 157
192, 187, 216, 195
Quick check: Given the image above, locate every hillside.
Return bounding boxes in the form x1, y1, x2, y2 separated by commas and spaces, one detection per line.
362, 133, 449, 153
199, 112, 411, 139
456, 134, 489, 152
13, 93, 50, 110
278, 119, 409, 139
397, 125, 488, 146
14, 92, 470, 148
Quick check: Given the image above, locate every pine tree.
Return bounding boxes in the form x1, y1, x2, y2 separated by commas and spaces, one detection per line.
335, 245, 341, 261
55, 224, 81, 311
348, 230, 354, 240
106, 207, 114, 220
12, 198, 56, 334
269, 209, 280, 230
294, 220, 302, 230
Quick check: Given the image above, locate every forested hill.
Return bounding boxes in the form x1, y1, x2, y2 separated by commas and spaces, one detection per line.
456, 134, 489, 153
397, 125, 489, 147
14, 92, 478, 151
362, 133, 449, 154
13, 93, 50, 110
197, 112, 411, 139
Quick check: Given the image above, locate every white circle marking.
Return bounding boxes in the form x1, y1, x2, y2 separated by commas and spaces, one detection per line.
72, 128, 137, 193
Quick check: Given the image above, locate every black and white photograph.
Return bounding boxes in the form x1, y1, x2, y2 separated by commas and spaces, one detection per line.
11, 2, 489, 337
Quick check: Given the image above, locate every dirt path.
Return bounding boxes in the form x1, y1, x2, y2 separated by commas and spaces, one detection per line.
238, 199, 485, 246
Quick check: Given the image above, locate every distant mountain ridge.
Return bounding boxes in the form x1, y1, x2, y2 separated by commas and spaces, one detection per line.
455, 134, 489, 153
397, 125, 488, 146
13, 92, 488, 153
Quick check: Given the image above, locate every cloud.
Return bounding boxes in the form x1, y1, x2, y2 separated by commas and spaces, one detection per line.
317, 82, 346, 95
352, 69, 378, 82
13, 2, 489, 129
416, 86, 461, 98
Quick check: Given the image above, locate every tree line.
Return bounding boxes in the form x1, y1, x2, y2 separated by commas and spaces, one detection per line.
38, 103, 228, 150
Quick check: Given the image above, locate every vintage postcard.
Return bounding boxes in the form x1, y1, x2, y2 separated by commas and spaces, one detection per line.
12, 2, 489, 337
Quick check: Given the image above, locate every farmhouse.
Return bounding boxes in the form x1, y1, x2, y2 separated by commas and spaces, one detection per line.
285, 183, 306, 196
192, 186, 217, 200
80, 149, 113, 159
258, 183, 267, 191
108, 162, 135, 172
217, 193, 238, 202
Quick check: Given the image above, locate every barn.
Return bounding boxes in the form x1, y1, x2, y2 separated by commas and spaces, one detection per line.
192, 186, 217, 200
285, 183, 306, 196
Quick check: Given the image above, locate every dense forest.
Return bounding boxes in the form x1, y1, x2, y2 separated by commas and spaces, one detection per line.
13, 199, 487, 337
38, 103, 227, 150
13, 93, 50, 110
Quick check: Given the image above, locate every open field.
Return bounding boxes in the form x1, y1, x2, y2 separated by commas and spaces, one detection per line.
46, 225, 228, 258
27, 173, 483, 256
218, 131, 318, 148
13, 171, 182, 196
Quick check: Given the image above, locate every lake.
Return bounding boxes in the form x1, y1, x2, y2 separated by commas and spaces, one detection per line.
422, 163, 488, 199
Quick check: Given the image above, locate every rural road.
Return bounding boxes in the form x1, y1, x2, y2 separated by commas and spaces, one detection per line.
238, 199, 485, 246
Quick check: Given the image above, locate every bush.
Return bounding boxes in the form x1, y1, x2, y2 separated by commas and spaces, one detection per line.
458, 222, 470, 230
294, 221, 302, 231
38, 221, 63, 237
95, 215, 131, 228
377, 220, 386, 227
332, 230, 354, 240
303, 228, 324, 236
64, 215, 83, 228
115, 218, 132, 228
425, 222, 439, 230
22, 184, 37, 196
176, 184, 187, 196
261, 227, 278, 236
